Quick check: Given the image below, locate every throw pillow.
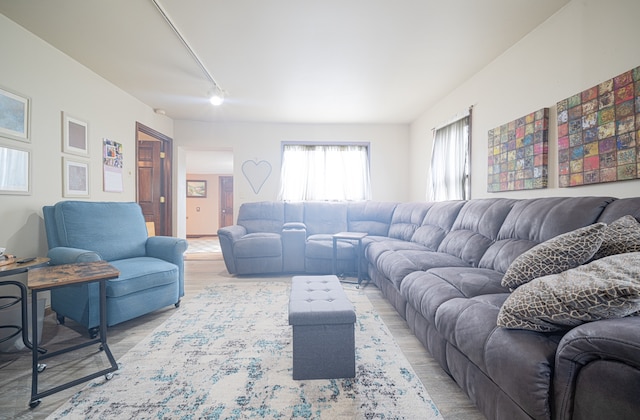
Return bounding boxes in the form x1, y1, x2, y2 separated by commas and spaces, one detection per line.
592, 215, 640, 260
497, 252, 640, 332
501, 223, 606, 290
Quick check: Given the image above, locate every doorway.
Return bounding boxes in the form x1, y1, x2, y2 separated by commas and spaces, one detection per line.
185, 150, 233, 236
136, 122, 173, 236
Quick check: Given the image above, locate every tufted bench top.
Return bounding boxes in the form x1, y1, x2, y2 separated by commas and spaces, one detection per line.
288, 275, 356, 326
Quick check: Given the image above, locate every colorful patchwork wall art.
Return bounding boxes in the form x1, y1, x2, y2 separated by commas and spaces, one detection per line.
487, 108, 549, 192
557, 66, 640, 187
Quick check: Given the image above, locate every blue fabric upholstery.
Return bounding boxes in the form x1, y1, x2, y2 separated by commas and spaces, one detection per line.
43, 201, 188, 332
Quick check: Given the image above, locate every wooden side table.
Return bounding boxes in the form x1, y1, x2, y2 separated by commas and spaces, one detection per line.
0, 257, 50, 354
27, 261, 120, 409
332, 232, 368, 287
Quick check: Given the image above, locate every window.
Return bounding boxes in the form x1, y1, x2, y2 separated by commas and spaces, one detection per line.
428, 111, 471, 201
278, 143, 371, 201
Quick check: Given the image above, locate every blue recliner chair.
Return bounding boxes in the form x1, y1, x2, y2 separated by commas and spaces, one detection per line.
43, 201, 188, 337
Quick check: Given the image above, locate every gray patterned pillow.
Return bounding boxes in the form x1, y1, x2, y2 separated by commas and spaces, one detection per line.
592, 215, 640, 260
497, 252, 640, 332
501, 223, 606, 290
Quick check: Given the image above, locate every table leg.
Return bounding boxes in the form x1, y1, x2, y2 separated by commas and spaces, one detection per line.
332, 237, 338, 276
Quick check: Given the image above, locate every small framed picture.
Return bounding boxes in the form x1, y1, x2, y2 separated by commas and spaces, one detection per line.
62, 111, 89, 156
187, 180, 207, 197
63, 157, 90, 197
0, 86, 30, 142
0, 143, 30, 194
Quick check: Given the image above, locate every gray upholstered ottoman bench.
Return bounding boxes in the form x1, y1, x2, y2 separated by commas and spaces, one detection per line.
288, 275, 356, 380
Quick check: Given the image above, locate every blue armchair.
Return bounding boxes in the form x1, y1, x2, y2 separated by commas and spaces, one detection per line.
43, 201, 188, 337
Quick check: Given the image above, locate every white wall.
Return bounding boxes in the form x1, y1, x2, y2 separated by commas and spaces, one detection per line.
174, 121, 410, 219
410, 0, 640, 201
0, 15, 173, 261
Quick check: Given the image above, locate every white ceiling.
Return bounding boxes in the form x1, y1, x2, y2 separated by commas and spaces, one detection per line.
0, 0, 571, 125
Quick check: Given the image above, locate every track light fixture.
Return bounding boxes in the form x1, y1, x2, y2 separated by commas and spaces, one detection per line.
151, 0, 226, 107
209, 86, 224, 106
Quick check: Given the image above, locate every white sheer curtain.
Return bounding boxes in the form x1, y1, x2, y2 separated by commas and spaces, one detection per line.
278, 144, 371, 201
428, 114, 470, 201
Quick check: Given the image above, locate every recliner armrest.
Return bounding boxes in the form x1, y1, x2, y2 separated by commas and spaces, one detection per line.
47, 246, 101, 265
217, 225, 248, 241
146, 236, 188, 263
554, 317, 640, 419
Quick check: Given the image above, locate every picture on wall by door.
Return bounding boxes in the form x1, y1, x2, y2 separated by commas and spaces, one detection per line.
187, 180, 207, 197
0, 86, 30, 142
103, 138, 123, 192
557, 65, 640, 187
62, 111, 89, 156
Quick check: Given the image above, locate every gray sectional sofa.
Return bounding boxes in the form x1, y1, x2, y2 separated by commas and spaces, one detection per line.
218, 197, 640, 420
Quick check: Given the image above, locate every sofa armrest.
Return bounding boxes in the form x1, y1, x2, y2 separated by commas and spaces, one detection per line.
146, 236, 188, 297
217, 225, 248, 275
554, 317, 640, 419
282, 223, 306, 272
218, 225, 248, 241
47, 247, 101, 265
146, 236, 188, 262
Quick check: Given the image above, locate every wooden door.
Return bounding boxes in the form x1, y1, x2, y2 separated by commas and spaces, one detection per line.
138, 140, 163, 234
219, 176, 233, 228
136, 123, 173, 237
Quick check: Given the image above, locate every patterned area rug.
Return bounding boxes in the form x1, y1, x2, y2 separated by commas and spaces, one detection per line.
47, 282, 441, 419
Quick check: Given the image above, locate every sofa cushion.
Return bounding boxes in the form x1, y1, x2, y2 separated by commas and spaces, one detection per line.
486, 197, 614, 273
234, 233, 282, 258
437, 199, 515, 267
411, 200, 466, 250
237, 201, 284, 234
304, 202, 348, 235
497, 252, 640, 332
347, 201, 396, 236
387, 202, 432, 241
107, 257, 178, 298
501, 223, 606, 290
592, 215, 640, 260
52, 201, 148, 261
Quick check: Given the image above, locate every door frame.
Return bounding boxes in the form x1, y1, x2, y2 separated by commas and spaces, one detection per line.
136, 122, 173, 236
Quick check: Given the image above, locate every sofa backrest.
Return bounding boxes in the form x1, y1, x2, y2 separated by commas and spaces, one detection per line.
438, 198, 516, 267
237, 201, 285, 234
411, 200, 466, 251
347, 201, 397, 236
479, 196, 614, 273
387, 202, 433, 241
596, 197, 640, 223
44, 201, 148, 261
303, 201, 348, 235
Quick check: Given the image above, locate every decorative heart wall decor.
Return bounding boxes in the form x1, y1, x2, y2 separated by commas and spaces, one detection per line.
242, 159, 272, 194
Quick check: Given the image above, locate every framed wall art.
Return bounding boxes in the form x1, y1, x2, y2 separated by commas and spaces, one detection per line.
557, 65, 640, 187
487, 108, 549, 192
62, 112, 89, 156
186, 180, 207, 197
0, 86, 30, 142
0, 144, 30, 194
63, 157, 90, 197
103, 138, 123, 192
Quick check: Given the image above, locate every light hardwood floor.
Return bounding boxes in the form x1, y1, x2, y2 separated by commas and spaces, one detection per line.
0, 257, 484, 419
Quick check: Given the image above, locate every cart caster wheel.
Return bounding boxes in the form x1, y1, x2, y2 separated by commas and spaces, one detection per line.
37, 364, 47, 373
29, 400, 41, 409
105, 372, 114, 380
99, 345, 104, 351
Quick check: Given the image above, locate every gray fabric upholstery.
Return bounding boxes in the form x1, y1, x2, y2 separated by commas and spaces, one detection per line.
289, 275, 355, 380
218, 196, 640, 420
